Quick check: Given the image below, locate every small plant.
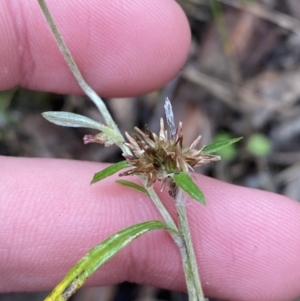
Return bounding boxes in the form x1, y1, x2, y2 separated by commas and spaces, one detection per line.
246, 133, 272, 157
38, 1, 242, 300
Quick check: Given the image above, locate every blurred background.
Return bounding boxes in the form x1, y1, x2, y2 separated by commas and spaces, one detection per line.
1, 0, 300, 300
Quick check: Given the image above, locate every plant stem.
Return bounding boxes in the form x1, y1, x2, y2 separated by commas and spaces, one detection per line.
174, 234, 198, 301
37, 0, 122, 137
146, 185, 177, 231
176, 188, 207, 301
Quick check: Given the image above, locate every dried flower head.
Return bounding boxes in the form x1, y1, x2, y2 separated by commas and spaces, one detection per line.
120, 112, 220, 197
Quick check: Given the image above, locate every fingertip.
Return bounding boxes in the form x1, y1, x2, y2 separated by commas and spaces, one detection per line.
192, 176, 300, 301
1, 0, 191, 96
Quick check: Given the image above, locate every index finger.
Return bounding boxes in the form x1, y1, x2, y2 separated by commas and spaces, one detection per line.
0, 0, 190, 96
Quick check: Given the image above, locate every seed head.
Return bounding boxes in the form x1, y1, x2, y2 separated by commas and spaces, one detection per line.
120, 118, 220, 197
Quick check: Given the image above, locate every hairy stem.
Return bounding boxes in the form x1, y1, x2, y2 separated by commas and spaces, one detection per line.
37, 0, 125, 145
173, 234, 198, 301
176, 188, 207, 301
146, 185, 177, 231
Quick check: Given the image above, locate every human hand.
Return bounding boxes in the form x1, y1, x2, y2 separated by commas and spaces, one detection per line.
1, 1, 300, 301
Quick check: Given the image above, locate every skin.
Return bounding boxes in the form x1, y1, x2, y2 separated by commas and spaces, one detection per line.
1, 1, 300, 300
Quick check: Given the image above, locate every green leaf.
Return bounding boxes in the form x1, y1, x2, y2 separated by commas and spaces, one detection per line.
42, 111, 103, 130
44, 220, 170, 301
173, 172, 205, 204
212, 132, 238, 160
91, 161, 129, 184
116, 180, 149, 195
202, 137, 242, 154
0, 88, 16, 112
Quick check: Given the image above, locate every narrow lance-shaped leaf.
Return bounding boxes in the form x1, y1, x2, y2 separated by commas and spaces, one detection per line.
116, 180, 149, 196
173, 172, 205, 204
44, 220, 172, 301
42, 111, 104, 130
202, 137, 242, 154
91, 161, 129, 184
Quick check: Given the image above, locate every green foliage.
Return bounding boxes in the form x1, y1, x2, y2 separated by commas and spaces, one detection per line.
0, 89, 16, 124
203, 137, 242, 154
0, 90, 14, 113
44, 220, 170, 301
116, 180, 149, 195
246, 133, 272, 157
173, 172, 205, 204
42, 111, 103, 130
210, 132, 239, 160
91, 161, 129, 184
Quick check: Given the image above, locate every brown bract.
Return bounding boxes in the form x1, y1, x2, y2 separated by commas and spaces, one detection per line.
120, 118, 220, 197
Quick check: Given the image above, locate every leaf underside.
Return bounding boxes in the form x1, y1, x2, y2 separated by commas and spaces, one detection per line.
173, 172, 205, 204
44, 220, 169, 301
42, 111, 103, 130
